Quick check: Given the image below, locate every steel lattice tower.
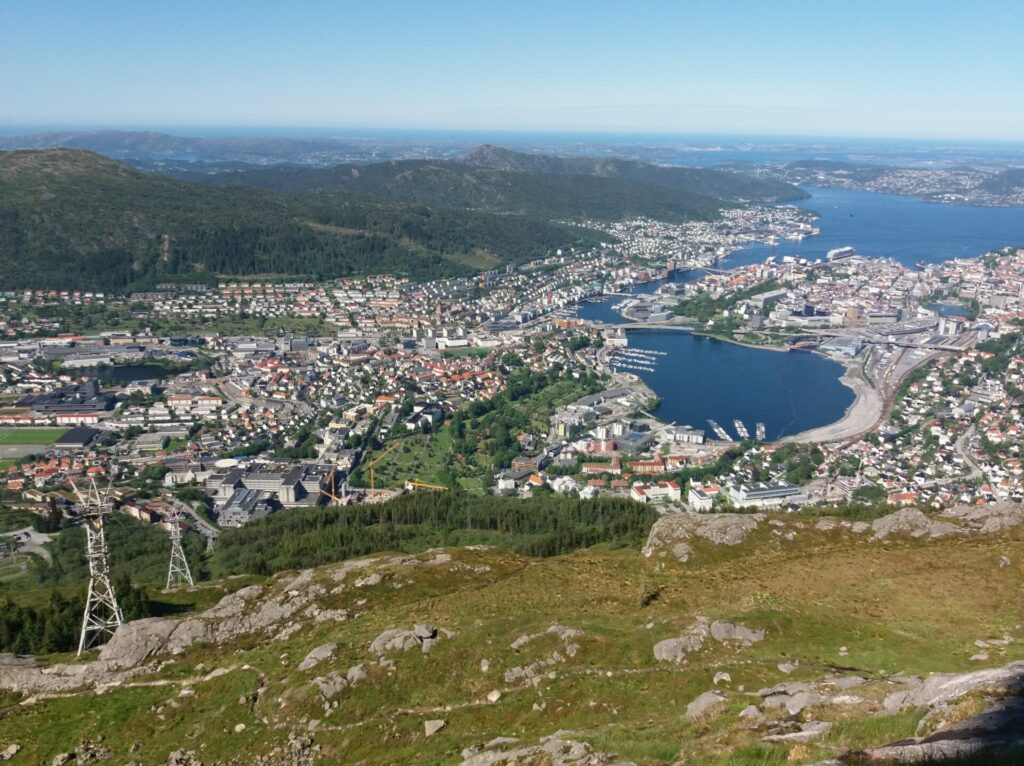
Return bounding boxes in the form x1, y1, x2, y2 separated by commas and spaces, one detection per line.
166, 511, 194, 589
73, 479, 124, 656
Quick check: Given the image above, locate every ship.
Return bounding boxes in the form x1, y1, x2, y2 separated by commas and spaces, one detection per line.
826, 246, 856, 262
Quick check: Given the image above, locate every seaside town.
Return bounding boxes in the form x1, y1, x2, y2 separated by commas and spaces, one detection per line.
776, 162, 1024, 206
0, 210, 1022, 549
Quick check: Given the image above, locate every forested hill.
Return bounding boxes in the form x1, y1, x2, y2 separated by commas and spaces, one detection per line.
459, 144, 809, 202
0, 149, 606, 291
195, 145, 805, 222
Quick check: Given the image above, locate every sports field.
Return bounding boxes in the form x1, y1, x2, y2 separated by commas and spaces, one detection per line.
0, 428, 68, 445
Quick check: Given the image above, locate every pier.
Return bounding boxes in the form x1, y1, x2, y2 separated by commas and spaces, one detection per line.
707, 419, 734, 442
733, 419, 750, 440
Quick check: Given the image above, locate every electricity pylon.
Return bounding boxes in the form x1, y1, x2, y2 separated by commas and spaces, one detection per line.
166, 510, 194, 589
73, 478, 123, 656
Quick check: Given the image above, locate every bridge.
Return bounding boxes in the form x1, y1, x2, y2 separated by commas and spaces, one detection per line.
621, 322, 695, 332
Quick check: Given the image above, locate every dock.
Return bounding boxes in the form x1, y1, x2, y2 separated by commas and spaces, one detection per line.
733, 419, 750, 440
707, 419, 734, 442
756, 422, 766, 441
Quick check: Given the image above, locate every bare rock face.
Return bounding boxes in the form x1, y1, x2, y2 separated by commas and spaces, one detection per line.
862, 661, 1024, 763
940, 502, 1024, 534
898, 661, 1024, 710
98, 582, 315, 670
457, 732, 635, 766
871, 509, 963, 540
643, 513, 761, 561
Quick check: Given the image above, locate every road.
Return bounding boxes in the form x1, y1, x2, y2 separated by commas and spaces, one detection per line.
163, 495, 221, 549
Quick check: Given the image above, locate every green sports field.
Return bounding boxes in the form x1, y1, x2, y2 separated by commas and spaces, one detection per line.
0, 428, 68, 445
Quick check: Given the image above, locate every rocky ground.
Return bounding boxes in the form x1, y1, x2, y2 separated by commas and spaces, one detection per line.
1, 505, 1022, 765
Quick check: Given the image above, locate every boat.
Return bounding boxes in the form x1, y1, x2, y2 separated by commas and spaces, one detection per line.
827, 246, 856, 262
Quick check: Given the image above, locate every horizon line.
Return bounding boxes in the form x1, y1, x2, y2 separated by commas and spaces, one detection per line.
2, 124, 1024, 147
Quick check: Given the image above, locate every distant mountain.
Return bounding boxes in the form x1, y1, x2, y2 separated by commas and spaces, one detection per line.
0, 130, 460, 164
196, 146, 805, 223
0, 149, 606, 291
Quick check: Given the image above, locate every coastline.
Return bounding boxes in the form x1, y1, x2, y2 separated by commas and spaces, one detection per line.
781, 358, 884, 444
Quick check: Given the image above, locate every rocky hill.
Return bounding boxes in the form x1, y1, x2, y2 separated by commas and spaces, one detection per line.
1, 504, 1022, 765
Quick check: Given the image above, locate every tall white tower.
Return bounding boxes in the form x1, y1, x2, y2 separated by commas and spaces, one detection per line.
166, 510, 194, 588
73, 479, 124, 656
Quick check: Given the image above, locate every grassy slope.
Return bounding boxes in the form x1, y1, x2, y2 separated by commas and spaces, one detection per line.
1, 520, 1022, 765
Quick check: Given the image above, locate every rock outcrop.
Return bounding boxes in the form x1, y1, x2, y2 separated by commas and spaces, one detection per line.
644, 513, 762, 561
458, 732, 635, 765
369, 623, 450, 656
654, 616, 765, 663
643, 504, 1024, 563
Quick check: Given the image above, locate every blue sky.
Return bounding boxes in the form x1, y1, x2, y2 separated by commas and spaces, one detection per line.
1, 0, 1022, 140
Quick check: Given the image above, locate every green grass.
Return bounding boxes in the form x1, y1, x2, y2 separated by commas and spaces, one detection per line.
0, 428, 67, 445
439, 347, 492, 359
2, 523, 1022, 764
0, 555, 31, 583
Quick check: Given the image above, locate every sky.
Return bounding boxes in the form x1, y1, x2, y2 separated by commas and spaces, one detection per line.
1, 0, 1023, 141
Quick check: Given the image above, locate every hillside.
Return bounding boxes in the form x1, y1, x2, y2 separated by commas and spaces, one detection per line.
459, 145, 808, 202
981, 167, 1024, 195
0, 149, 606, 291
196, 146, 806, 223
1, 502, 1022, 765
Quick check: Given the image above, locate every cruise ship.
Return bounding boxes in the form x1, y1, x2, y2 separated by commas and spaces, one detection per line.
826, 246, 856, 262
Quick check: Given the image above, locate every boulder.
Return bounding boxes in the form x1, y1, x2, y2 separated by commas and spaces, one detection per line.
424, 719, 446, 737
710, 620, 765, 646
369, 625, 447, 656
785, 690, 824, 715
762, 721, 831, 743
653, 617, 710, 663
297, 643, 336, 671
312, 671, 347, 698
685, 690, 727, 721
164, 752, 203, 766
346, 663, 367, 684
1, 745, 20, 763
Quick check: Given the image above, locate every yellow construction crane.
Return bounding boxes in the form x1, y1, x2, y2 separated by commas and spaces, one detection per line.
405, 479, 449, 492
320, 463, 348, 505
367, 442, 398, 491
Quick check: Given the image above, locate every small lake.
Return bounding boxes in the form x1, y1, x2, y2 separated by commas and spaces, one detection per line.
925, 303, 973, 318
